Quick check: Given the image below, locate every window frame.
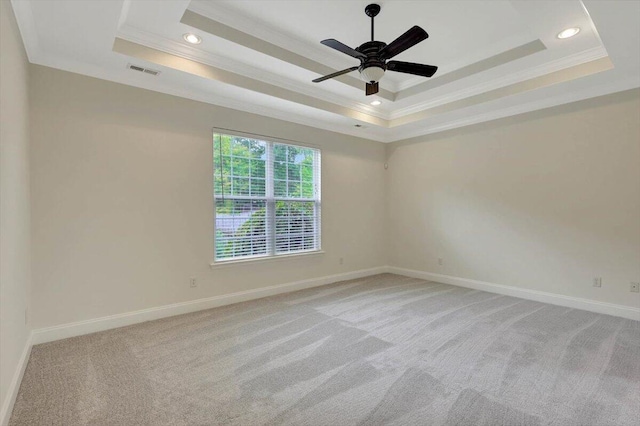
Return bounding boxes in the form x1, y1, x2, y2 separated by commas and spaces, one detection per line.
211, 129, 322, 265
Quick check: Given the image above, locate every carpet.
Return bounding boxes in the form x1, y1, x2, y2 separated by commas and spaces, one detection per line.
9, 274, 640, 425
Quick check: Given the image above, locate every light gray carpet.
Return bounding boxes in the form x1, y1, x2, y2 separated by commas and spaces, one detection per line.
10, 274, 640, 425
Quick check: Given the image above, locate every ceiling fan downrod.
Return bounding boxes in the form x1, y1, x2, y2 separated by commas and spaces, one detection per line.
365, 4, 381, 41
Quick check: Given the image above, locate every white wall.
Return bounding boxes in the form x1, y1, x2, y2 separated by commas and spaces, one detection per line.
29, 66, 387, 329
387, 90, 640, 308
0, 0, 31, 417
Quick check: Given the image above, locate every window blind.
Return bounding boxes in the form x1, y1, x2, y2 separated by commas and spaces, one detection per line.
213, 132, 321, 261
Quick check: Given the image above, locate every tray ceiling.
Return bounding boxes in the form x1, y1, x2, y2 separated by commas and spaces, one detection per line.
11, 0, 640, 142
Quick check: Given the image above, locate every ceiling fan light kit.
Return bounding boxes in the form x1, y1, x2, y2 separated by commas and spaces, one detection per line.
312, 3, 438, 96
360, 66, 385, 83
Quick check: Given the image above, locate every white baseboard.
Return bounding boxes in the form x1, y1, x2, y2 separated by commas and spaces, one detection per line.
386, 266, 640, 321
13, 264, 637, 425
31, 266, 387, 345
0, 332, 32, 426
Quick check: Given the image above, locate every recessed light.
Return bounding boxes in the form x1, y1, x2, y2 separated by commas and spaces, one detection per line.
183, 33, 202, 44
370, 100, 382, 106
557, 27, 580, 39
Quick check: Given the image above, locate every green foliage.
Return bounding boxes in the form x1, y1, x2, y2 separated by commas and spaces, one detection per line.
214, 134, 267, 207
215, 229, 231, 259
215, 201, 316, 259
214, 134, 316, 203
233, 207, 267, 256
273, 144, 315, 199
214, 134, 318, 259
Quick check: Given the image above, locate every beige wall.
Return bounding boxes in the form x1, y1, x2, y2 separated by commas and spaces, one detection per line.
24, 55, 640, 330
2, 8, 637, 415
29, 66, 387, 328
387, 90, 640, 308
0, 0, 31, 414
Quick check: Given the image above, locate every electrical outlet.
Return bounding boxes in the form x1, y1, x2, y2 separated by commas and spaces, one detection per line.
190, 277, 197, 288
438, 258, 443, 266
631, 282, 639, 293
593, 277, 602, 288
339, 257, 344, 265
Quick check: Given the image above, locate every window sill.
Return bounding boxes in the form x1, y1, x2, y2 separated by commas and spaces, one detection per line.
209, 250, 325, 268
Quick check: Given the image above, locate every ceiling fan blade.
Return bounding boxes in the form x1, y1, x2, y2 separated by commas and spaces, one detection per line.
312, 66, 359, 83
380, 26, 428, 60
387, 61, 438, 77
366, 82, 379, 96
321, 39, 367, 60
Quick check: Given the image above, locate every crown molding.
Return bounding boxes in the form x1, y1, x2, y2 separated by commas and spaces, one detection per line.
390, 45, 609, 120
115, 25, 612, 134
24, 46, 640, 146
114, 37, 390, 128
390, 76, 640, 143
182, 2, 608, 120
116, 0, 133, 30
394, 32, 542, 93
34, 50, 389, 143
117, 24, 608, 125
117, 25, 389, 122
14, 0, 634, 144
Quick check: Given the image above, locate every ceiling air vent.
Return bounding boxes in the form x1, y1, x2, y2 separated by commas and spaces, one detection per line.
127, 63, 161, 76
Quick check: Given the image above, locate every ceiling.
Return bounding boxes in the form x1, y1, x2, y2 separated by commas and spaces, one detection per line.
11, 0, 640, 142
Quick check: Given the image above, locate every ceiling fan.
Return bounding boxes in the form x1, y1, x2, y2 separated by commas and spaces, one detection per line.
312, 3, 438, 96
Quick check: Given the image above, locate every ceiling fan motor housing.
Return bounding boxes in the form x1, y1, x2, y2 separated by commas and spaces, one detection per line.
357, 41, 387, 83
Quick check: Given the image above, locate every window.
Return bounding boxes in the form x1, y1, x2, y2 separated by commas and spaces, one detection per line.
213, 132, 321, 262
